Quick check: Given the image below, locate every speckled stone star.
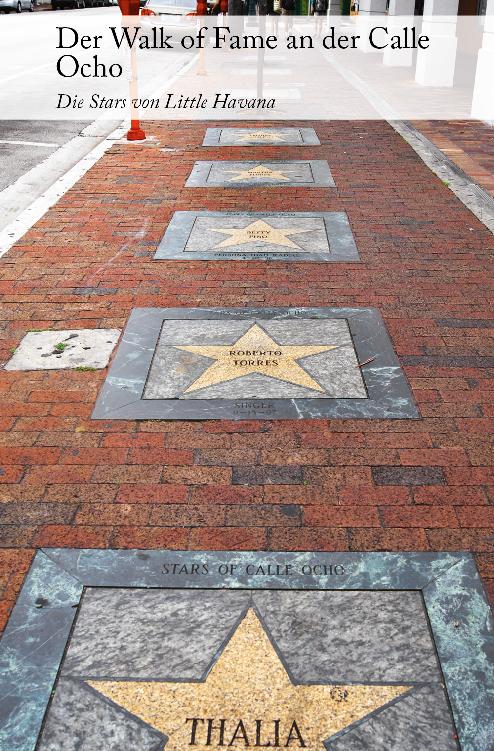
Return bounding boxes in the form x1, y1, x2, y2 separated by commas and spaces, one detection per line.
172, 323, 337, 394
226, 164, 294, 182
210, 220, 308, 250
235, 131, 288, 142
88, 609, 411, 751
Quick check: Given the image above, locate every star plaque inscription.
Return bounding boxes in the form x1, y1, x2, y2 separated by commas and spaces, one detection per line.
211, 219, 307, 247
2, 550, 492, 751
154, 211, 359, 262
91, 308, 419, 420
203, 128, 321, 146
185, 161, 335, 188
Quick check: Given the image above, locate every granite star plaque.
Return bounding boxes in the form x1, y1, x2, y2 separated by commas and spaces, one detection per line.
203, 128, 321, 146
1, 550, 492, 751
154, 211, 359, 262
185, 161, 335, 188
91, 307, 418, 420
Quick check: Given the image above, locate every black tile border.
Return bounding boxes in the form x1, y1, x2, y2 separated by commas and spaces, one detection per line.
90, 307, 419, 421
0, 550, 492, 751
153, 211, 359, 263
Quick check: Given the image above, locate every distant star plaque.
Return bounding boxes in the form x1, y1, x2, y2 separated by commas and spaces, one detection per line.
203, 128, 321, 146
154, 211, 359, 262
185, 161, 335, 188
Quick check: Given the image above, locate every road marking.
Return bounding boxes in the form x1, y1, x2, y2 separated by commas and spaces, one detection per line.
0, 139, 59, 148
0, 51, 196, 257
0, 123, 125, 258
0, 62, 51, 86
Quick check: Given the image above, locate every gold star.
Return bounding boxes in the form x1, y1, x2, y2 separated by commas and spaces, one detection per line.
173, 323, 336, 394
226, 164, 293, 182
87, 609, 411, 751
210, 220, 309, 250
236, 131, 288, 142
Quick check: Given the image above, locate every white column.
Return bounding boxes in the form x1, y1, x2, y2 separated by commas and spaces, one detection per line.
471, 0, 494, 119
388, 0, 414, 9
358, 0, 387, 11
355, 0, 387, 53
415, 0, 459, 86
383, 0, 416, 66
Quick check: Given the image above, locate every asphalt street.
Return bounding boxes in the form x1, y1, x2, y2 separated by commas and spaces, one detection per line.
0, 121, 89, 191
0, 8, 119, 193
0, 7, 193, 237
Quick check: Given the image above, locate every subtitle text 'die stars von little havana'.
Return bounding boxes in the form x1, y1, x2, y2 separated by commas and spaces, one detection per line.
56, 93, 277, 111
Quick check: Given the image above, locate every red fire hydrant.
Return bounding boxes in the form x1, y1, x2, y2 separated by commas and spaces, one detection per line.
118, 0, 146, 141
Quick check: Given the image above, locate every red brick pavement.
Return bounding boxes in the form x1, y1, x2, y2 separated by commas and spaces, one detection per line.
0, 120, 493, 630
415, 120, 494, 198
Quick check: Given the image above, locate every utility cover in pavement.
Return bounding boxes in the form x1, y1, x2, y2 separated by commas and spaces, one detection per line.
4, 329, 120, 371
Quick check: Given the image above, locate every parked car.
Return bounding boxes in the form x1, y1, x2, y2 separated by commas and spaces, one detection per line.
0, 0, 34, 12
51, 0, 84, 7
140, 0, 198, 29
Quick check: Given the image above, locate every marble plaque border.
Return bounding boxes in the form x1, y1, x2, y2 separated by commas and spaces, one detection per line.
202, 127, 321, 146
0, 550, 493, 751
185, 160, 335, 188
153, 211, 359, 263
90, 307, 419, 421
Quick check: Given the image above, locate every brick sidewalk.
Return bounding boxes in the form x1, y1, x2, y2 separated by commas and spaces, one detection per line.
0, 120, 493, 630
415, 120, 494, 198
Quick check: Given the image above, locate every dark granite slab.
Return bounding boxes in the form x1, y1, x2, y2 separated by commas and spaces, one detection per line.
329, 685, 457, 750
37, 677, 165, 751
56, 589, 437, 683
